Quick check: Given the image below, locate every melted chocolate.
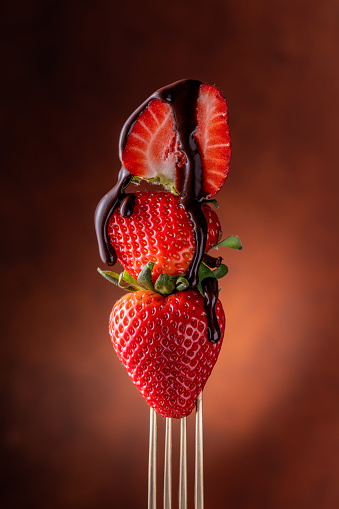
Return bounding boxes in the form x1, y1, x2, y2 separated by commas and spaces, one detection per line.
203, 254, 223, 269
202, 277, 221, 344
94, 79, 222, 342
94, 166, 132, 265
120, 193, 136, 218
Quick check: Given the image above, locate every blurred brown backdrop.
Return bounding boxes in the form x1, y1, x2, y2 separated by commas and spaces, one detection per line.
1, 0, 339, 508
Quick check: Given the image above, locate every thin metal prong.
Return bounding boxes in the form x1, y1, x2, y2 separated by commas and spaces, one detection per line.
148, 407, 157, 509
179, 417, 187, 509
195, 392, 204, 509
163, 417, 172, 509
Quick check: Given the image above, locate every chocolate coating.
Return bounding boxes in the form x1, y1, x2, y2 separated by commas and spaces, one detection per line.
120, 193, 136, 218
94, 166, 132, 265
202, 277, 221, 344
203, 254, 223, 268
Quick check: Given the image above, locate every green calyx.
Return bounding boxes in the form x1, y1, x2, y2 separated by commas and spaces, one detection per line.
97, 234, 242, 297
197, 262, 228, 295
137, 262, 155, 290
97, 262, 191, 297
213, 235, 242, 250
131, 175, 179, 195
98, 260, 228, 298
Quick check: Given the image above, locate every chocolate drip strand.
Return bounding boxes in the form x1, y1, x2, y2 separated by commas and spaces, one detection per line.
120, 194, 136, 218
202, 277, 221, 343
157, 80, 206, 287
94, 166, 132, 265
183, 201, 207, 287
203, 254, 223, 269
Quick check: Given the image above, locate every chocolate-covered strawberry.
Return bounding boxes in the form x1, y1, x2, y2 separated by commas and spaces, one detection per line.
108, 191, 221, 281
95, 79, 232, 285
122, 82, 230, 198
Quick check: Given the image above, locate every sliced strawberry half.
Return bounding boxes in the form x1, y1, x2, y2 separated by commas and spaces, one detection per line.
122, 99, 185, 192
121, 82, 230, 198
194, 84, 231, 198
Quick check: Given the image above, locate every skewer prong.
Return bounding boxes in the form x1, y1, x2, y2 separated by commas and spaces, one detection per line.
163, 417, 172, 509
194, 392, 204, 509
148, 407, 157, 509
179, 417, 187, 509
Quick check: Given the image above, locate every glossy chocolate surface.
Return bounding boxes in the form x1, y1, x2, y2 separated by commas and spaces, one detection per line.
202, 277, 221, 343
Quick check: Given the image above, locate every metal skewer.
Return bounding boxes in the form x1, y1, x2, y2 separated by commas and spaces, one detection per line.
148, 392, 204, 509
179, 417, 187, 509
163, 418, 172, 509
148, 407, 157, 509
195, 392, 204, 509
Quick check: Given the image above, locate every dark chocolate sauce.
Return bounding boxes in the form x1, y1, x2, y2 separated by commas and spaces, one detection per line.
202, 278, 221, 343
94, 166, 132, 265
120, 193, 136, 218
94, 79, 221, 342
203, 254, 223, 269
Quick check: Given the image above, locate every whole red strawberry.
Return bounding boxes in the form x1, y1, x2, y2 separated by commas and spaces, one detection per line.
107, 191, 221, 281
109, 289, 225, 418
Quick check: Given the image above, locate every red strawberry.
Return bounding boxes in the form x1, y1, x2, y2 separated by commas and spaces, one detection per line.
122, 99, 185, 192
121, 81, 230, 198
193, 84, 231, 198
109, 289, 225, 418
107, 191, 221, 281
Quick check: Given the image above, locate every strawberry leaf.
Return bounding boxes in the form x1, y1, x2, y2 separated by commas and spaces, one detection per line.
97, 268, 138, 292
118, 272, 134, 289
137, 262, 155, 291
169, 274, 190, 292
203, 199, 219, 208
214, 235, 242, 250
212, 264, 228, 279
175, 276, 189, 291
123, 270, 138, 286
154, 273, 175, 295
197, 262, 228, 296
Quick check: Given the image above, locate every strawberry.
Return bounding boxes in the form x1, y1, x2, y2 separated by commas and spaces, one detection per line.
193, 84, 231, 198
109, 289, 225, 418
107, 191, 221, 281
121, 99, 185, 192
121, 80, 230, 198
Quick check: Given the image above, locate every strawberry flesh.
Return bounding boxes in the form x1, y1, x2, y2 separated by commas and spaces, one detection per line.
121, 81, 230, 198
194, 84, 231, 198
122, 99, 185, 191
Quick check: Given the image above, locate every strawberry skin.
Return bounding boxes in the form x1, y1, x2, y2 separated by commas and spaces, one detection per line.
121, 81, 230, 198
107, 191, 221, 281
109, 289, 225, 418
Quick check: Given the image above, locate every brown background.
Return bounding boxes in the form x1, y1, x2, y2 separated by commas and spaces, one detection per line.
1, 1, 339, 508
